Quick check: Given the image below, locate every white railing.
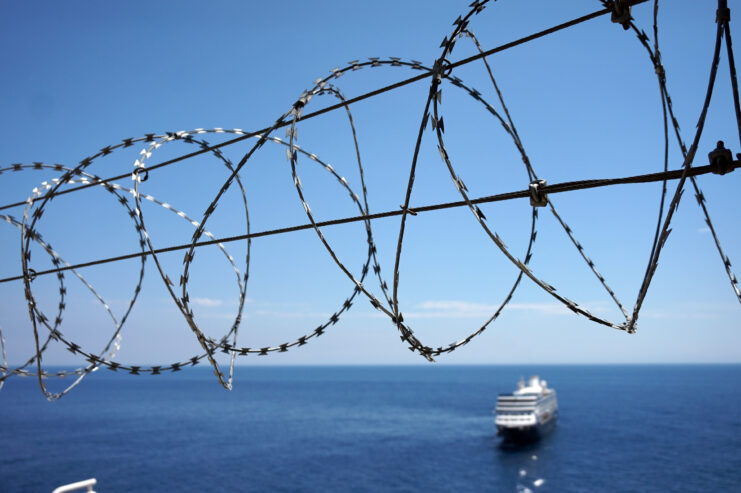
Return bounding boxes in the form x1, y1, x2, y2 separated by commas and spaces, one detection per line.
52, 478, 97, 493
496, 414, 536, 426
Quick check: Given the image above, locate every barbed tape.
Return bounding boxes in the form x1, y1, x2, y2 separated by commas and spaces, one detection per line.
0, 0, 738, 399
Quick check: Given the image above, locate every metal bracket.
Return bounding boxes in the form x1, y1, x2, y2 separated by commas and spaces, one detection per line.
708, 141, 734, 175
610, 0, 632, 30
717, 4, 731, 24
400, 205, 418, 216
132, 166, 149, 182
529, 179, 548, 207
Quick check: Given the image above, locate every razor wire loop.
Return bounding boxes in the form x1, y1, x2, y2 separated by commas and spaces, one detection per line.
410, 31, 544, 355
285, 79, 423, 353
122, 124, 375, 382
9, 163, 147, 398
130, 130, 251, 389
431, 2, 638, 331
602, 0, 680, 329
5, 129, 390, 382
16, 138, 249, 397
528, 180, 548, 207
387, 1, 490, 357
85, 124, 380, 375
649, 0, 670, 281
1, 0, 740, 398
124, 132, 249, 366
385, 0, 549, 357
167, 122, 383, 358
1, 213, 69, 383
596, 0, 741, 332
15, 141, 250, 385
626, 0, 741, 332
21, 191, 138, 400
0, 214, 122, 386
273, 13, 545, 358
13, 1, 724, 358
169, 122, 291, 388
282, 59, 542, 359
619, 0, 680, 333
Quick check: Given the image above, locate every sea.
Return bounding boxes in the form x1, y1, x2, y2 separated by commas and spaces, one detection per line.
1, 364, 740, 492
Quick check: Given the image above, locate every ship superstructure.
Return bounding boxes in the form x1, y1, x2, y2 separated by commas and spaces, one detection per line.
495, 376, 558, 441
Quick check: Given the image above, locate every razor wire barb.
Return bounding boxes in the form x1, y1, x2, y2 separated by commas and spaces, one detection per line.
1, 0, 739, 399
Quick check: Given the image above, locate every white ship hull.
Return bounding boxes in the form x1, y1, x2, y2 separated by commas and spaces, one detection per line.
496, 409, 558, 442
494, 376, 558, 442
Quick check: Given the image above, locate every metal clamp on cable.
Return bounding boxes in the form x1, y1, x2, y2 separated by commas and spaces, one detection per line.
529, 179, 548, 207
708, 141, 734, 175
609, 0, 632, 30
431, 57, 452, 84
716, 4, 730, 24
400, 205, 418, 216
654, 63, 666, 84
132, 166, 149, 182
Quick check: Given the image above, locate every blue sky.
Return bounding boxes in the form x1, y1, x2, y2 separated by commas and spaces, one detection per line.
0, 0, 739, 373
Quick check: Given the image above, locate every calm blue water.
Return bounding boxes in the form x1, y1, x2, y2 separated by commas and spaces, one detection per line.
1, 365, 740, 492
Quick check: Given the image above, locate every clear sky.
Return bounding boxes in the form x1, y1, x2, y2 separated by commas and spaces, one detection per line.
0, 0, 739, 374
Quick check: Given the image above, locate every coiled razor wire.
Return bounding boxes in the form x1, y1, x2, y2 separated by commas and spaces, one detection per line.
0, 0, 739, 399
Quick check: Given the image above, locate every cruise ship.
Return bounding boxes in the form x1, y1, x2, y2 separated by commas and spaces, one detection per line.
495, 376, 558, 442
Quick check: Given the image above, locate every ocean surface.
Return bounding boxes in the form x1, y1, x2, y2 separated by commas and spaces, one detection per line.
1, 365, 740, 492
